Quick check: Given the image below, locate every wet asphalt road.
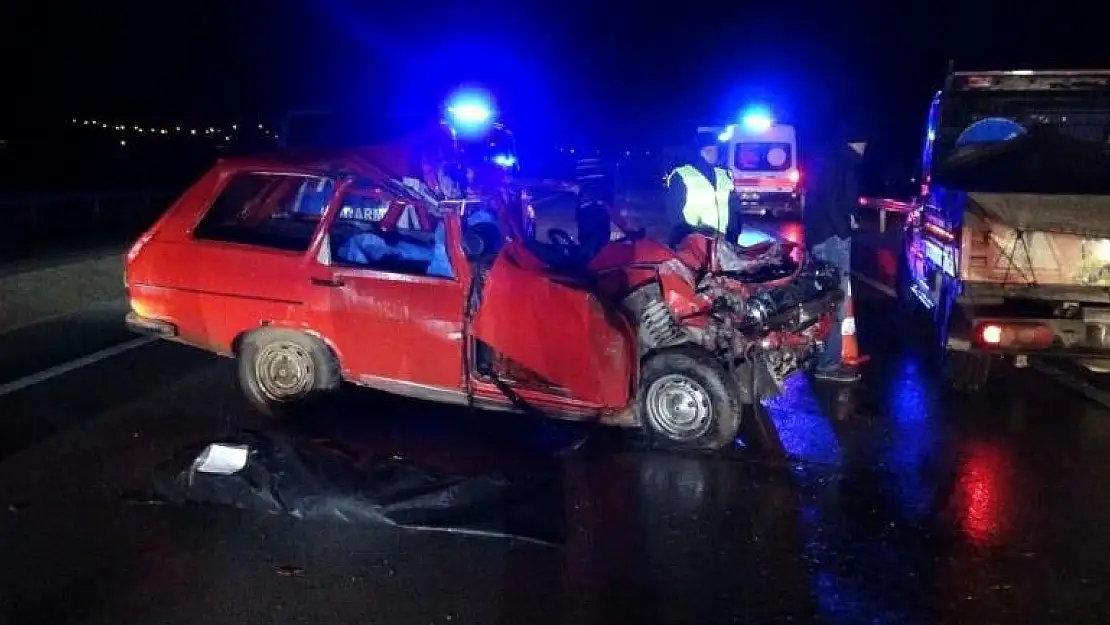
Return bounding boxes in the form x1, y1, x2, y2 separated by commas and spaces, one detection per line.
4, 222, 1110, 624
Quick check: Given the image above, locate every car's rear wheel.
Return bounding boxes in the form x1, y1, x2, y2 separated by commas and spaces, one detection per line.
638, 347, 740, 451
238, 329, 340, 417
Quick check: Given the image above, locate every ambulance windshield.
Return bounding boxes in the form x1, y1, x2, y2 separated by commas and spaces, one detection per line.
734, 142, 793, 172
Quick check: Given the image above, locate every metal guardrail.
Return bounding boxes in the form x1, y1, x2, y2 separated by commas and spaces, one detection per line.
0, 189, 177, 209
857, 196, 914, 233
1, 189, 181, 265
4, 189, 179, 228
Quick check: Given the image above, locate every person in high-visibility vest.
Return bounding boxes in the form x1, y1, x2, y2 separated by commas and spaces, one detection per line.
664, 130, 742, 247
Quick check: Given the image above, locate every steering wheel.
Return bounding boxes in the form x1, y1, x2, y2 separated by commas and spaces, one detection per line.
463, 222, 502, 260
548, 228, 575, 248
541, 227, 580, 264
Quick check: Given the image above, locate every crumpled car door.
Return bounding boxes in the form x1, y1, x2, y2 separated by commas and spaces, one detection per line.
471, 254, 632, 409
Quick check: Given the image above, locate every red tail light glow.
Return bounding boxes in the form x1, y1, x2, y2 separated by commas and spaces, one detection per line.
787, 169, 800, 184
974, 322, 1054, 349
979, 324, 1003, 345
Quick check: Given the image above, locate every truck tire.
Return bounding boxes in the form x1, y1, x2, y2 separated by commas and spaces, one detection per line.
238, 329, 341, 418
638, 347, 741, 452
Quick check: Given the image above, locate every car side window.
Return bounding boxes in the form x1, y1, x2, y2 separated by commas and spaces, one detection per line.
194, 172, 335, 252
328, 189, 455, 279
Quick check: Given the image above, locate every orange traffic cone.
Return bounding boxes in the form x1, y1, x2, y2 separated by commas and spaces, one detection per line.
841, 281, 870, 367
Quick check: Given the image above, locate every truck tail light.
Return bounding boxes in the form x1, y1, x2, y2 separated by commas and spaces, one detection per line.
974, 322, 1054, 349
979, 324, 1003, 345
787, 169, 800, 184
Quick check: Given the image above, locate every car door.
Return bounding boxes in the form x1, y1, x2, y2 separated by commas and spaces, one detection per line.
469, 245, 633, 410
309, 185, 467, 394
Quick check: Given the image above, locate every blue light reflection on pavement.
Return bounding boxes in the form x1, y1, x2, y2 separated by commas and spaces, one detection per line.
882, 355, 942, 521
764, 374, 841, 466
762, 353, 944, 625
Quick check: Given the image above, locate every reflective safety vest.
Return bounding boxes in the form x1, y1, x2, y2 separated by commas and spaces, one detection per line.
668, 165, 733, 233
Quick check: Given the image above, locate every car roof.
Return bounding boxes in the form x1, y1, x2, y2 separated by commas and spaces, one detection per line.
215, 141, 437, 203
218, 144, 411, 179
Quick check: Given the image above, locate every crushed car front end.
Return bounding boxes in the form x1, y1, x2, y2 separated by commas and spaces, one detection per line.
613, 236, 843, 402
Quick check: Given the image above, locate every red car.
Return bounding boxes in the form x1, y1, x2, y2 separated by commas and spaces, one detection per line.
125, 148, 840, 451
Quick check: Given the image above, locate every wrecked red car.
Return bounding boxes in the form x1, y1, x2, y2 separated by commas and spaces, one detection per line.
125, 148, 841, 451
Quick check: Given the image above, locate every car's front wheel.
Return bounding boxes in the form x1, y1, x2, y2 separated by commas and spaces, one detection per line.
637, 347, 740, 451
238, 329, 341, 417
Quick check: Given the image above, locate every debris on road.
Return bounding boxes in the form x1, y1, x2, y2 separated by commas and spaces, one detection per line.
273, 564, 306, 578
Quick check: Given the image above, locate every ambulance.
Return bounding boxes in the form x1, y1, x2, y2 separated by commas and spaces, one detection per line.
703, 111, 804, 219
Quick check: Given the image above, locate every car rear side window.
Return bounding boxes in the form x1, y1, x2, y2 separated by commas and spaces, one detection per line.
193, 172, 336, 252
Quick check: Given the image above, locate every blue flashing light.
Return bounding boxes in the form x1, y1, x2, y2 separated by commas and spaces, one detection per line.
741, 107, 773, 133
448, 101, 491, 125
492, 153, 517, 168
718, 125, 736, 142
445, 89, 495, 136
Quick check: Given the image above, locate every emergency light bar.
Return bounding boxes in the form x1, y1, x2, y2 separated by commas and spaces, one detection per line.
445, 88, 496, 136
492, 153, 516, 168
741, 107, 773, 133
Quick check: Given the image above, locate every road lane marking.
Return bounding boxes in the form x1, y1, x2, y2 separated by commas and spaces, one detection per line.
1032, 359, 1110, 410
851, 272, 897, 298
1, 298, 128, 337
0, 336, 156, 398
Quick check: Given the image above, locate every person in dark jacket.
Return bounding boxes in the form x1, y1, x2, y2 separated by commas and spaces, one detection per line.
664, 131, 743, 247
574, 156, 618, 256
803, 132, 865, 383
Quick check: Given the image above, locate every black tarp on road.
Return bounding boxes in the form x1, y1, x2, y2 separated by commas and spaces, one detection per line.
138, 430, 566, 546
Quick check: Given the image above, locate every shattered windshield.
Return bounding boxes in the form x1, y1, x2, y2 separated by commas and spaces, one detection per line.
933, 89, 1110, 193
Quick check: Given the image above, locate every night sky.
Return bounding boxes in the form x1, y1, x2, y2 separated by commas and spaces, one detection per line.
3, 0, 1108, 150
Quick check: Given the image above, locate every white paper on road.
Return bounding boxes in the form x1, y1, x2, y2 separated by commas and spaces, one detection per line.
192, 443, 250, 475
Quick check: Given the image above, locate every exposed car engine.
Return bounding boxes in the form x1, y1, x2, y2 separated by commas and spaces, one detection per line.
619, 244, 842, 401
737, 260, 841, 329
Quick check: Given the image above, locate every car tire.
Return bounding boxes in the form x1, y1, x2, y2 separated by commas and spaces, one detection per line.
238, 329, 341, 418
637, 347, 741, 451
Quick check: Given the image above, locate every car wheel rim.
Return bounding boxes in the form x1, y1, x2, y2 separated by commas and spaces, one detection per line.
645, 374, 713, 441
255, 341, 315, 402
